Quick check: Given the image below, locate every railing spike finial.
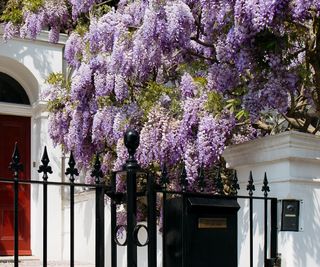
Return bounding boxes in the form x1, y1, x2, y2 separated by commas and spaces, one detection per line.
38, 146, 53, 180
65, 151, 79, 182
214, 166, 224, 195
246, 171, 255, 197
231, 170, 240, 196
160, 164, 169, 189
198, 164, 206, 192
91, 153, 104, 184
9, 142, 23, 175
261, 172, 270, 197
180, 165, 188, 192
41, 146, 50, 166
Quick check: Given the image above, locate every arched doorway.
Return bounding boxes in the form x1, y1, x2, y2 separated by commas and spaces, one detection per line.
0, 72, 31, 256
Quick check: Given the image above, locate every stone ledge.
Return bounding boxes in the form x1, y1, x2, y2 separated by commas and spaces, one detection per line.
0, 24, 68, 45
224, 131, 320, 168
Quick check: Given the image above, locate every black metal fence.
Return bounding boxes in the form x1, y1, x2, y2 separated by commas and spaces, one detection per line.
0, 130, 279, 267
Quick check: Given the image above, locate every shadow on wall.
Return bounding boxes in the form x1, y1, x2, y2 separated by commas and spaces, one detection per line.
0, 37, 63, 104
238, 197, 265, 267
290, 185, 320, 266
1, 38, 60, 79
238, 183, 320, 267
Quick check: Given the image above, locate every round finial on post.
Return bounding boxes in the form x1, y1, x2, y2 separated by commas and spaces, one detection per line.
123, 129, 140, 170
124, 129, 140, 159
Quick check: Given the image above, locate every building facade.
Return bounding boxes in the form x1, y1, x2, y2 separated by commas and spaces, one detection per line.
0, 29, 67, 261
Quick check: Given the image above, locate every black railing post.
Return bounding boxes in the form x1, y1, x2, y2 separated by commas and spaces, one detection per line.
65, 152, 79, 267
38, 146, 53, 267
270, 198, 278, 259
91, 154, 105, 267
160, 164, 169, 267
14, 173, 19, 267
247, 171, 255, 267
124, 129, 140, 267
9, 143, 23, 267
147, 172, 157, 267
262, 172, 270, 267
231, 170, 240, 196
111, 172, 117, 267
126, 165, 138, 266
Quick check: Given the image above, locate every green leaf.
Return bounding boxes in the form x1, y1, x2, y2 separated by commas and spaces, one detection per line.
235, 110, 245, 119
136, 81, 181, 119
205, 91, 223, 114
22, 0, 43, 12
1, 0, 23, 24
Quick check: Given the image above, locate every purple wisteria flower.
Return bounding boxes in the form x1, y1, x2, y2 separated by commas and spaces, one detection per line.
180, 73, 197, 98
197, 112, 235, 167
65, 32, 84, 68
69, 0, 101, 20
70, 63, 93, 102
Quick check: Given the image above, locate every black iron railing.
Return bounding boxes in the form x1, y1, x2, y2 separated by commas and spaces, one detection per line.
1, 129, 279, 267
2, 143, 106, 267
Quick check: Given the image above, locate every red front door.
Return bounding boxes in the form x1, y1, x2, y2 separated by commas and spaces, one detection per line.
0, 115, 31, 255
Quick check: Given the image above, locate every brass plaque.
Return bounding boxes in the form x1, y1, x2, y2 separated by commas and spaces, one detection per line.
198, 218, 227, 229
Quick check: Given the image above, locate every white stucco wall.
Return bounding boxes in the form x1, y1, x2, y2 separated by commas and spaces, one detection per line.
224, 131, 320, 267
0, 30, 67, 261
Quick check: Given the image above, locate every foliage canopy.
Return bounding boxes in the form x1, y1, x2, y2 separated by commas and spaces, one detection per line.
2, 0, 320, 193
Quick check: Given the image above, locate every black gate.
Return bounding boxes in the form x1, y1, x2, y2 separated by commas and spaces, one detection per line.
0, 129, 279, 267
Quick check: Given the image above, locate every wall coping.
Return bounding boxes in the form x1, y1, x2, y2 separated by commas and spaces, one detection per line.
0, 23, 68, 46
223, 131, 320, 168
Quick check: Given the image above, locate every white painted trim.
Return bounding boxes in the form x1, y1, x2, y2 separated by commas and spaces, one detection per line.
0, 102, 32, 117
0, 100, 47, 118
32, 101, 48, 119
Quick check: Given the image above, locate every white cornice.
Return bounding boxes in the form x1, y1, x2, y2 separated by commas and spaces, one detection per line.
223, 131, 320, 168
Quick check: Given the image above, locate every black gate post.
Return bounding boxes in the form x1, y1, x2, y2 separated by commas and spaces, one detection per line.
124, 129, 140, 267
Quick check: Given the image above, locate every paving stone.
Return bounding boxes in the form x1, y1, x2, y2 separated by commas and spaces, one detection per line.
0, 258, 94, 266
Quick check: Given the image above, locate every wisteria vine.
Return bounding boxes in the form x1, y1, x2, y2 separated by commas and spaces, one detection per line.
2, 0, 320, 192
